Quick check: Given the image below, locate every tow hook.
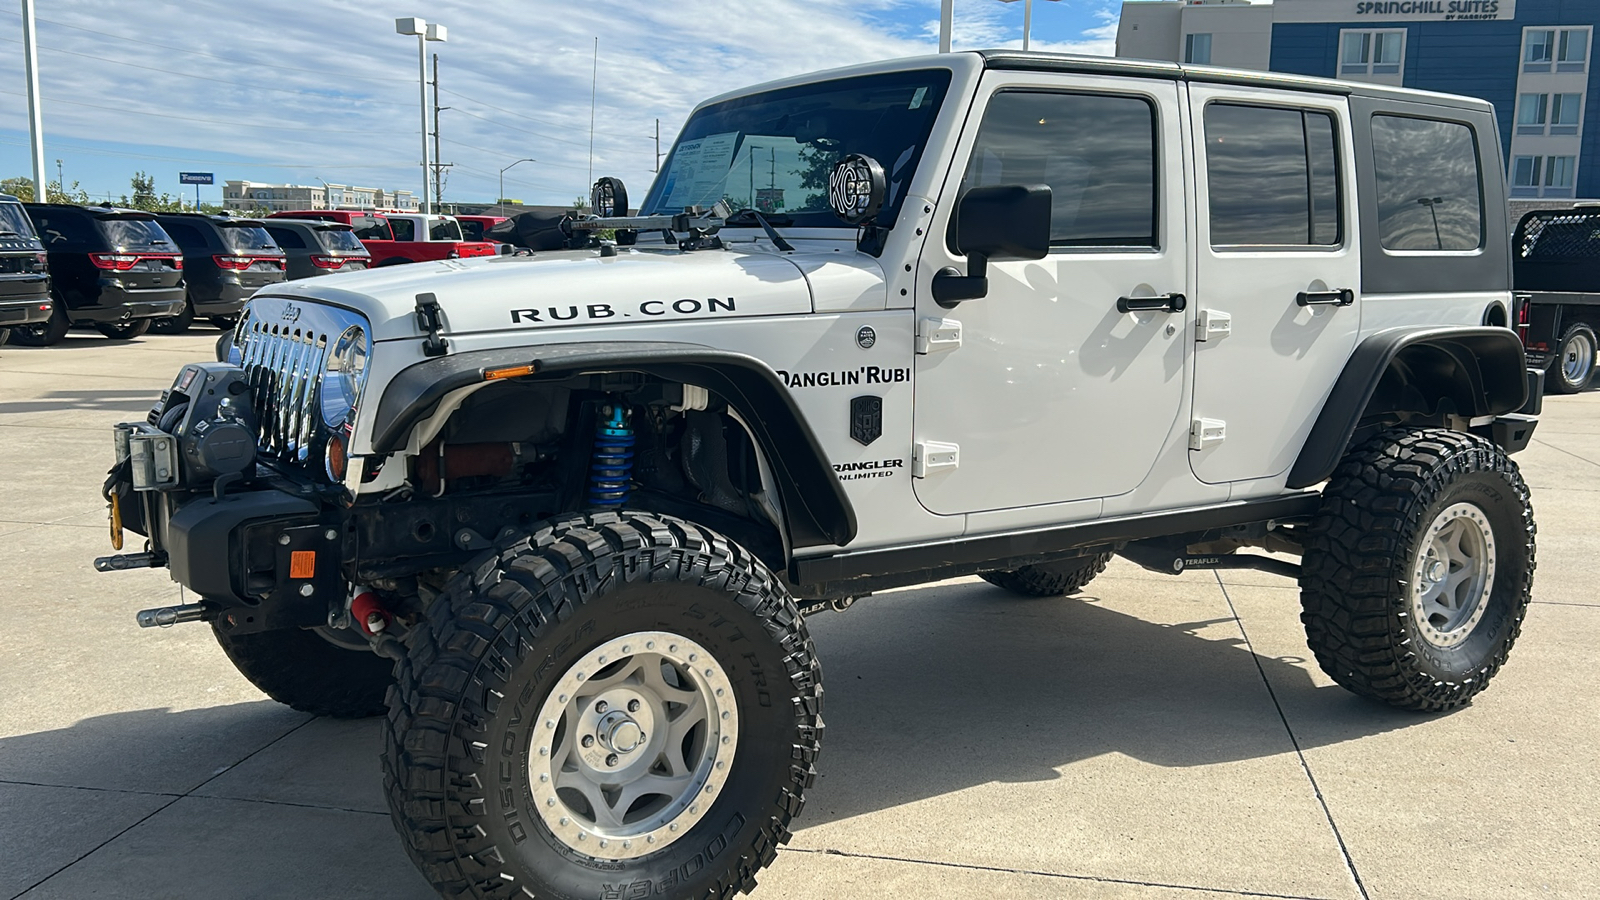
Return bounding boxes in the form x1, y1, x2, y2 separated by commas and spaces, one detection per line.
94, 551, 165, 571
350, 586, 391, 636
135, 603, 207, 628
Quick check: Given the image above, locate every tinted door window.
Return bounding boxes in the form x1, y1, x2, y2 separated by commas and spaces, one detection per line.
1205, 104, 1341, 246
429, 219, 463, 241
389, 218, 416, 241
960, 91, 1157, 248
160, 221, 209, 251
352, 217, 391, 240
265, 226, 307, 250
1370, 115, 1482, 251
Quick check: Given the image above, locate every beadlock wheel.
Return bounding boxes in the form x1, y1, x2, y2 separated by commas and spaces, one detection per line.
530, 631, 739, 860
1410, 502, 1495, 649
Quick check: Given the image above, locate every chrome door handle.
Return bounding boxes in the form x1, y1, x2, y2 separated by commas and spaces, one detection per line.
1296, 288, 1355, 306
1117, 292, 1186, 313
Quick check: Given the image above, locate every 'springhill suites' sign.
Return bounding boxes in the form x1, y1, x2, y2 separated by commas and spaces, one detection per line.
1274, 0, 1516, 22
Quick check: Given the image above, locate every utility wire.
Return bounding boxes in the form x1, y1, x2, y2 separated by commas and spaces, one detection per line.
437, 86, 647, 140
0, 137, 411, 169
0, 88, 409, 136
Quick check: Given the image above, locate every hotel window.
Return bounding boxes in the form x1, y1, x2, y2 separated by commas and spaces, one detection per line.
1558, 28, 1589, 71
1526, 30, 1554, 67
1340, 29, 1404, 78
1546, 156, 1576, 192
1517, 93, 1548, 132
1551, 93, 1583, 134
1511, 155, 1579, 198
1184, 33, 1212, 65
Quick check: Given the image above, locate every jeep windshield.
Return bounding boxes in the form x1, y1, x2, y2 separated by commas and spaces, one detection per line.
639, 68, 952, 228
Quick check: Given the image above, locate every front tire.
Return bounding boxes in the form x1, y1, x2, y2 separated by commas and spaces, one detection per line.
95, 319, 151, 340
1548, 322, 1596, 393
213, 624, 394, 718
384, 511, 822, 900
1299, 428, 1535, 712
982, 551, 1113, 597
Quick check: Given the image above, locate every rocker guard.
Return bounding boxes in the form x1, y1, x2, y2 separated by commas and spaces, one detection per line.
368, 341, 857, 549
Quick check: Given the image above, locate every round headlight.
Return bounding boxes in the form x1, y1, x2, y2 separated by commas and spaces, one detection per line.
321, 325, 369, 428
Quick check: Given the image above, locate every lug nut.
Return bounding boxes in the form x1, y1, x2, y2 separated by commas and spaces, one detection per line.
581, 735, 595, 748
606, 754, 619, 767
627, 700, 640, 712
595, 701, 608, 713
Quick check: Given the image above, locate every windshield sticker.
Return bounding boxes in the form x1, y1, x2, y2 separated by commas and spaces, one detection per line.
657, 131, 740, 210
910, 87, 927, 110
509, 297, 735, 325
776, 366, 910, 389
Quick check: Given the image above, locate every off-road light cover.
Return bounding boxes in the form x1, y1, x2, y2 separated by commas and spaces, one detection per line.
590, 177, 629, 219
827, 153, 886, 225
321, 324, 370, 428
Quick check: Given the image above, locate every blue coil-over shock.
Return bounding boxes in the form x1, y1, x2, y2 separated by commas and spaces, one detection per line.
587, 404, 635, 508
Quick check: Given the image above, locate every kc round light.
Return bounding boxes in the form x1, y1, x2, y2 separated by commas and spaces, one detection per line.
321, 325, 370, 428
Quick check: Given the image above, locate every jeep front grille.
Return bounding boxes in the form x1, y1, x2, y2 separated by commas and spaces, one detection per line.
232, 299, 369, 467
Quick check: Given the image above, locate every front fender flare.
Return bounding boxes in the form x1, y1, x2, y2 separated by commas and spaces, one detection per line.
367, 341, 857, 550
1287, 326, 1529, 489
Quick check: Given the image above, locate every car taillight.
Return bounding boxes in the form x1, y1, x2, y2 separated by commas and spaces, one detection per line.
213, 255, 253, 270
310, 255, 347, 269
89, 253, 139, 270
271, 256, 286, 270
171, 256, 183, 270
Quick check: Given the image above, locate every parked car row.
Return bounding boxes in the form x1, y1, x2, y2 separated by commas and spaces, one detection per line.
0, 199, 506, 347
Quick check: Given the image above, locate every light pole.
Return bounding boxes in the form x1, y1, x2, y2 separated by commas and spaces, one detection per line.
21, 0, 47, 201
1417, 196, 1444, 249
998, 0, 1063, 51
499, 158, 536, 211
395, 18, 447, 214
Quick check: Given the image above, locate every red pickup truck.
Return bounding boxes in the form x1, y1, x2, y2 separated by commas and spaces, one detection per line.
268, 210, 495, 266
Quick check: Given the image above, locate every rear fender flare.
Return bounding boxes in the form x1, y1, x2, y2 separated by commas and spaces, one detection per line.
367, 341, 857, 550
1287, 326, 1528, 488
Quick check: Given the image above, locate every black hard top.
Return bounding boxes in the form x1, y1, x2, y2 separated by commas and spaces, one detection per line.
23, 202, 158, 218
156, 211, 267, 227
978, 50, 1494, 113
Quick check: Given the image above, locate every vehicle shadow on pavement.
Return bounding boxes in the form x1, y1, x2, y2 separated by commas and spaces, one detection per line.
797, 577, 1436, 827
0, 389, 158, 417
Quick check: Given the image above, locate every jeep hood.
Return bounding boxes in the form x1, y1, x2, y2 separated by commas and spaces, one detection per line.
256, 245, 883, 342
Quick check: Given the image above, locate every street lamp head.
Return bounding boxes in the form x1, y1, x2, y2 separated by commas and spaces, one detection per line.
395, 17, 426, 36
425, 23, 448, 42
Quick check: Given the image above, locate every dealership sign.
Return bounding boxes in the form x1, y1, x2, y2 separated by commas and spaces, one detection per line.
1274, 0, 1515, 22
178, 172, 214, 185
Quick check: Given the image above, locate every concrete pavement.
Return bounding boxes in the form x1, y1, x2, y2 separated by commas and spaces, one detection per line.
2, 330, 1596, 899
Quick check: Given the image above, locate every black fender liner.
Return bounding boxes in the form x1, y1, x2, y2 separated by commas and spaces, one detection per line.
367, 341, 856, 549
1287, 326, 1529, 489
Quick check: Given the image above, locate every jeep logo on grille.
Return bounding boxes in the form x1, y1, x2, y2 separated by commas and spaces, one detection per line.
280, 304, 301, 323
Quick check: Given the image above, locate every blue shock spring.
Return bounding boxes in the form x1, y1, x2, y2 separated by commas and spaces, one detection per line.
587, 404, 635, 508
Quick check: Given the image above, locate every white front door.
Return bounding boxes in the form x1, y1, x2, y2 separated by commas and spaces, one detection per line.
912, 73, 1190, 516
1186, 86, 1362, 486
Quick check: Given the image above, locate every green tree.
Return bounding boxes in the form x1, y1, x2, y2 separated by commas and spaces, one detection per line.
118, 171, 186, 212
1, 176, 92, 204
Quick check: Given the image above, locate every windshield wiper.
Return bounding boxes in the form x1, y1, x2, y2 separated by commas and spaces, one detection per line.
726, 208, 793, 252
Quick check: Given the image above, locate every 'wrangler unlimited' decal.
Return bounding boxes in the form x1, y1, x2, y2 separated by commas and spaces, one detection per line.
510, 297, 735, 324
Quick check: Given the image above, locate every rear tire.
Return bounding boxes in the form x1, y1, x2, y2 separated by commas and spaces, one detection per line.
1548, 322, 1596, 393
982, 551, 1113, 597
383, 511, 823, 900
95, 319, 151, 340
149, 298, 195, 334
9, 303, 69, 346
1299, 428, 1535, 712
209, 315, 238, 330
213, 624, 394, 718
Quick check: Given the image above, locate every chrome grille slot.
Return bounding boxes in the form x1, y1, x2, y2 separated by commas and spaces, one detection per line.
231, 299, 369, 471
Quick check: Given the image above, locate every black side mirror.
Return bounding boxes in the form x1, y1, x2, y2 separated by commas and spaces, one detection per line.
932, 184, 1052, 308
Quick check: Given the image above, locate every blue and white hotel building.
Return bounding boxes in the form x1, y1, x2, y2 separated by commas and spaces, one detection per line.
1117, 0, 1599, 200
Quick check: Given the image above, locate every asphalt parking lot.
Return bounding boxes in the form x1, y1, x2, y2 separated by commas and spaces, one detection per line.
1, 331, 1596, 900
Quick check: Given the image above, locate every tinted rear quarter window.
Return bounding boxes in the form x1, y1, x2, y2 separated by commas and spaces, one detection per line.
1205, 103, 1341, 246
389, 218, 416, 241
30, 208, 96, 246
352, 218, 390, 241
960, 90, 1157, 248
460, 221, 485, 241
265, 226, 307, 250
430, 219, 463, 241
1369, 115, 1482, 251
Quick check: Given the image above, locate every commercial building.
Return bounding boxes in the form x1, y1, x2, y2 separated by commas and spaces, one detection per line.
1117, 0, 1600, 201
222, 180, 418, 213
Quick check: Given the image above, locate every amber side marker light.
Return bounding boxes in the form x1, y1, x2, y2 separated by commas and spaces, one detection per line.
484, 363, 537, 381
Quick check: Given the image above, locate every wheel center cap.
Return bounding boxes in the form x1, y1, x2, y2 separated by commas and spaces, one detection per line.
600, 712, 644, 754
1426, 559, 1446, 582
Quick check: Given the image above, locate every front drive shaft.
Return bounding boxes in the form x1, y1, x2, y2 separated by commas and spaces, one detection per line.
135, 603, 207, 628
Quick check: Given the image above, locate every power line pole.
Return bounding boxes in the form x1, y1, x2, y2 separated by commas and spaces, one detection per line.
430, 53, 452, 211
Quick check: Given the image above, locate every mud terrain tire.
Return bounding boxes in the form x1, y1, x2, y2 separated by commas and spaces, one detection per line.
982, 551, 1114, 597
213, 624, 395, 718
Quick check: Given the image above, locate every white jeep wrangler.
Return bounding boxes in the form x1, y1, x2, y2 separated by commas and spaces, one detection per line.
101, 50, 1541, 900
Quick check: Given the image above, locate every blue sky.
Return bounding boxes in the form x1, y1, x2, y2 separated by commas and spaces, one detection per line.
0, 1, 1120, 208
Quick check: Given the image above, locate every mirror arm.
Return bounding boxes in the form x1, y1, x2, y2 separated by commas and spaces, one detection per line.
931, 251, 989, 308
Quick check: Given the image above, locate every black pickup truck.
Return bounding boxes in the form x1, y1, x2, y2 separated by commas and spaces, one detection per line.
1513, 208, 1600, 392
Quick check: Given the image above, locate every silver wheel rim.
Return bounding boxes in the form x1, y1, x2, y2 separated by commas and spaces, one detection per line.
528, 631, 738, 860
1410, 502, 1496, 649
1562, 332, 1594, 384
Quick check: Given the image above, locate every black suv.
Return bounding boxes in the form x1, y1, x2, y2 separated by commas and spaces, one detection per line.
0, 193, 52, 345
152, 213, 286, 333
16, 204, 184, 344
260, 218, 371, 280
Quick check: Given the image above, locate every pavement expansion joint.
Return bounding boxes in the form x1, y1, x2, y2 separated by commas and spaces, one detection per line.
781, 846, 1344, 900
1532, 438, 1600, 469
1212, 573, 1371, 900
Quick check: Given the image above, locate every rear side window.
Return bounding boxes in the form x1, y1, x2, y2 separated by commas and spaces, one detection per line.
31, 209, 96, 246
318, 228, 365, 252
99, 217, 174, 250
1205, 103, 1341, 246
0, 203, 36, 238
389, 218, 416, 241
960, 91, 1157, 248
160, 221, 209, 251
265, 226, 306, 250
430, 219, 463, 241
460, 220, 486, 241
221, 225, 278, 252
352, 217, 390, 241
1369, 115, 1483, 251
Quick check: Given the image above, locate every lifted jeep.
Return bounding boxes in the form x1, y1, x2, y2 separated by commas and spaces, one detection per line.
99, 51, 1540, 900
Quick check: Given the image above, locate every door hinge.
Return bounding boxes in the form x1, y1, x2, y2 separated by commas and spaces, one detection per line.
913, 440, 960, 477
1196, 309, 1231, 342
915, 317, 962, 355
1189, 418, 1226, 451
